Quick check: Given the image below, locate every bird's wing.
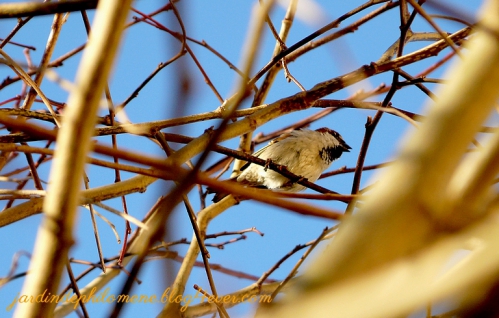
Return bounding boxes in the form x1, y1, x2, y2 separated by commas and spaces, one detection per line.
239, 131, 292, 171
239, 142, 273, 172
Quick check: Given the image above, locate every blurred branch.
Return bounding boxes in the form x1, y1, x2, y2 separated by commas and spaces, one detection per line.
0, 0, 98, 18
13, 0, 134, 315
54, 196, 178, 317
1, 1, 493, 317
233, 0, 299, 177
257, 1, 499, 316
164, 27, 471, 169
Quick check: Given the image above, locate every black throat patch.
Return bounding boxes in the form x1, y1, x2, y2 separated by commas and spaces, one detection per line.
319, 146, 343, 165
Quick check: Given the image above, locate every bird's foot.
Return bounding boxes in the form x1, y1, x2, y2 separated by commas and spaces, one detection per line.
264, 158, 272, 172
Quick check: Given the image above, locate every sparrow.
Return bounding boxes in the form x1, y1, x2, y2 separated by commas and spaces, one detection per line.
212, 127, 351, 202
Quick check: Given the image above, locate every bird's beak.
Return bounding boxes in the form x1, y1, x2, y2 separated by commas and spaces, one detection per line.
343, 143, 352, 152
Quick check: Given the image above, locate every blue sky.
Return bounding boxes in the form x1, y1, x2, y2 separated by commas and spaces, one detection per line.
0, 1, 484, 317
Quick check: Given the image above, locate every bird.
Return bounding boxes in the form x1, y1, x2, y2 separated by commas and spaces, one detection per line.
212, 127, 351, 202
